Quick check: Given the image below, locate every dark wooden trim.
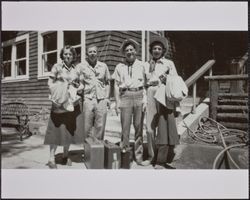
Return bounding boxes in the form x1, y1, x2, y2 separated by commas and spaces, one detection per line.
204, 74, 248, 81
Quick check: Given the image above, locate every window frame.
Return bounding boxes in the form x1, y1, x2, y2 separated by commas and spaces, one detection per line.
2, 34, 29, 83
2, 46, 12, 78
38, 31, 61, 79
38, 31, 85, 79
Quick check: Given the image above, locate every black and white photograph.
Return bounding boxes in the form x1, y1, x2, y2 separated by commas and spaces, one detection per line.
1, 1, 248, 199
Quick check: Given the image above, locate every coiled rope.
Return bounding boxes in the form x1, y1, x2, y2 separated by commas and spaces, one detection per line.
183, 117, 248, 169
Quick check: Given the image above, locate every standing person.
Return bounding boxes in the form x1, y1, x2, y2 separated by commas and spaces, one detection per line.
77, 45, 111, 140
44, 45, 85, 169
113, 38, 150, 166
144, 36, 180, 169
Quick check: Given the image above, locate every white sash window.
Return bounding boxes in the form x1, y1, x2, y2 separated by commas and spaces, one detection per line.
38, 31, 85, 79
2, 34, 29, 82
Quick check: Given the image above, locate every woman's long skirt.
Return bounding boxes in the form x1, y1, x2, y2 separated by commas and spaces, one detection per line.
44, 104, 84, 146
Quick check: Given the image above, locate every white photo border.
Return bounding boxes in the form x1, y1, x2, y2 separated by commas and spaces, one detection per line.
1, 1, 249, 199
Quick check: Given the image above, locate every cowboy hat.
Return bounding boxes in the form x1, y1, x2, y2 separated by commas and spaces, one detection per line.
120, 38, 139, 53
150, 36, 168, 50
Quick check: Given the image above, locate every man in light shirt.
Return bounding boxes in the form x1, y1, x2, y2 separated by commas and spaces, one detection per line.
113, 38, 150, 166
77, 45, 111, 140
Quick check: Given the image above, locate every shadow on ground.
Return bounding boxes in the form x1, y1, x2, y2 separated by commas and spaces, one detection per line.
55, 150, 85, 164
1, 135, 44, 158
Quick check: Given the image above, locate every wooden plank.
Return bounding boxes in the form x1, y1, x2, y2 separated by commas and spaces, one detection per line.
185, 60, 215, 87
218, 99, 248, 105
1, 96, 49, 101
209, 80, 219, 120
216, 105, 248, 111
111, 31, 141, 41
218, 93, 248, 98
103, 55, 124, 63
23, 102, 51, 106
204, 74, 248, 81
105, 46, 123, 53
2, 83, 49, 90
5, 97, 50, 101
2, 89, 49, 94
109, 39, 124, 47
29, 61, 38, 65
219, 122, 248, 131
2, 90, 48, 95
2, 80, 48, 89
217, 113, 248, 121
86, 31, 111, 39
29, 52, 38, 58
2, 78, 48, 84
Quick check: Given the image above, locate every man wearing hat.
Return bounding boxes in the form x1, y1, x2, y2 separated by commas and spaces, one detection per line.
113, 38, 150, 166
144, 36, 180, 169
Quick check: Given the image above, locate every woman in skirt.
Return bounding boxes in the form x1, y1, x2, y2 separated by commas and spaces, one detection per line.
144, 36, 180, 169
44, 45, 84, 169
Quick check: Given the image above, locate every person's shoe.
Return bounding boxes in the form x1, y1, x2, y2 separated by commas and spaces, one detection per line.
62, 157, 72, 166
164, 163, 176, 169
46, 161, 57, 169
138, 160, 151, 166
154, 164, 165, 169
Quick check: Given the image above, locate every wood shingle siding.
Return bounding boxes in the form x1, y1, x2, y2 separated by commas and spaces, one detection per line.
2, 31, 51, 113
1, 31, 142, 112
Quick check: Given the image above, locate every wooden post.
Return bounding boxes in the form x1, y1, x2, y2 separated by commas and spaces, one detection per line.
192, 83, 197, 114
81, 31, 86, 61
146, 31, 150, 61
230, 58, 246, 93
141, 31, 146, 62
209, 68, 212, 76
210, 80, 219, 120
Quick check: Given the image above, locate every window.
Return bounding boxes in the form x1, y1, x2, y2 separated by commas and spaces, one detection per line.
64, 31, 81, 64
38, 31, 85, 78
16, 41, 27, 76
2, 46, 12, 78
2, 34, 29, 82
42, 32, 57, 73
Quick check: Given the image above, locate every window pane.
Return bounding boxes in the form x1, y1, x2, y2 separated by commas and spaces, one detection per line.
3, 46, 12, 61
43, 32, 57, 52
75, 47, 81, 64
43, 52, 57, 72
16, 60, 26, 75
16, 41, 26, 59
3, 62, 11, 77
64, 31, 81, 46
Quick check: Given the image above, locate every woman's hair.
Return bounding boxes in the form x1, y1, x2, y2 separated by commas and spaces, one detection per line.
149, 42, 167, 57
60, 45, 77, 61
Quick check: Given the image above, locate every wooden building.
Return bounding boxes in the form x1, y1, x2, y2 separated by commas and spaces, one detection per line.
1, 31, 248, 114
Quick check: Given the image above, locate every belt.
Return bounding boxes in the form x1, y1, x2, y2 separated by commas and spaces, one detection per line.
145, 81, 159, 88
119, 86, 143, 92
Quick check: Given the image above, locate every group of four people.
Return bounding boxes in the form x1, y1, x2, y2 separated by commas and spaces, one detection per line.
44, 36, 180, 169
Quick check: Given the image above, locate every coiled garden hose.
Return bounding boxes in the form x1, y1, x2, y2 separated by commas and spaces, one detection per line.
183, 117, 248, 169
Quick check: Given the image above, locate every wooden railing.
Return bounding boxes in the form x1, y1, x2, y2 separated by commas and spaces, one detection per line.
204, 74, 248, 120
204, 52, 248, 120
185, 59, 215, 113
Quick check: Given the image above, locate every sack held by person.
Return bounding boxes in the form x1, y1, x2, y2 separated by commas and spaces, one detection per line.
165, 75, 188, 102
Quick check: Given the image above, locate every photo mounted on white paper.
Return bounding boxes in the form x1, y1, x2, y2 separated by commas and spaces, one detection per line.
1, 30, 248, 170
